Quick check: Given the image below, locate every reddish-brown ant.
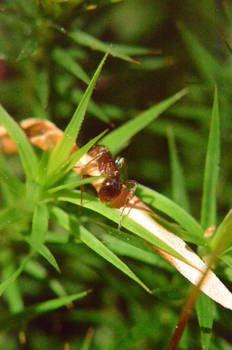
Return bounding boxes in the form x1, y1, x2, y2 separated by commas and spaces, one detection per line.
79, 145, 137, 229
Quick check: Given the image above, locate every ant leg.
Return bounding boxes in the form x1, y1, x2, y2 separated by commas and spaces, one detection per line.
118, 180, 137, 230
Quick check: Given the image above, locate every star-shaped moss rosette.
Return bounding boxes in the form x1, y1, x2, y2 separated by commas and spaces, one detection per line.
1, 117, 232, 310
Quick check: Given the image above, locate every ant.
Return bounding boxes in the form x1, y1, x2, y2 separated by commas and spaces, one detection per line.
79, 145, 137, 229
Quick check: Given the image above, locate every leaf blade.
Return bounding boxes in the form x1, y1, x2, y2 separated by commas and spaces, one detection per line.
38, 244, 60, 273
200, 87, 220, 229
30, 203, 49, 247
0, 291, 90, 331
54, 190, 196, 263
0, 105, 38, 180
196, 293, 214, 350
68, 29, 135, 62
198, 88, 219, 350
52, 48, 90, 85
167, 127, 190, 212
137, 185, 205, 244
77, 225, 151, 293
48, 54, 108, 174
0, 255, 31, 297
101, 89, 188, 155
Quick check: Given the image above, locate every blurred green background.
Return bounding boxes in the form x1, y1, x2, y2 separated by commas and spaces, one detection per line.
1, 0, 232, 349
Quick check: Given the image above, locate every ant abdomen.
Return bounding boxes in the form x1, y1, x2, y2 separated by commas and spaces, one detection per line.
99, 175, 122, 202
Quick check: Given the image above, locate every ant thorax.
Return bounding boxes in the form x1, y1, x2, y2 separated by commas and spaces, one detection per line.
88, 145, 117, 176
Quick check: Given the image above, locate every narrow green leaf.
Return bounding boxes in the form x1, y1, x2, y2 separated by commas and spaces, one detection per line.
71, 89, 113, 125
49, 279, 67, 297
137, 185, 205, 244
48, 54, 108, 175
94, 222, 173, 271
220, 252, 232, 269
0, 255, 31, 296
148, 211, 205, 246
198, 90, 220, 350
167, 128, 190, 212
52, 48, 90, 85
45, 231, 70, 244
132, 56, 170, 71
36, 69, 49, 109
38, 244, 60, 273
46, 129, 107, 187
76, 225, 151, 293
170, 104, 210, 122
16, 38, 38, 61
54, 190, 195, 264
63, 129, 108, 174
34, 290, 90, 313
201, 88, 220, 229
102, 102, 124, 116
37, 150, 50, 185
101, 89, 188, 155
68, 29, 135, 62
25, 180, 41, 208
28, 204, 60, 272
30, 203, 49, 247
147, 120, 204, 147
179, 23, 220, 83
24, 260, 47, 280
2, 260, 24, 313
0, 105, 38, 180
196, 293, 214, 350
104, 43, 152, 56
0, 155, 25, 197
48, 176, 102, 194
50, 206, 71, 231
210, 209, 232, 254
0, 208, 21, 230
0, 291, 90, 331
33, 101, 50, 120
80, 329, 94, 350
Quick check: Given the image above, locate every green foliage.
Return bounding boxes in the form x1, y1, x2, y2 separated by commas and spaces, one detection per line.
201, 87, 220, 229
0, 105, 38, 180
101, 89, 187, 155
48, 54, 108, 176
54, 190, 193, 262
167, 128, 190, 212
1, 0, 232, 349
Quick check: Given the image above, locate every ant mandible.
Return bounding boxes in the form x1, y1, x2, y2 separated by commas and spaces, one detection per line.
79, 145, 137, 229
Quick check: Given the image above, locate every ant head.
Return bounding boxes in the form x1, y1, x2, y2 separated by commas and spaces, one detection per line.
99, 176, 122, 202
